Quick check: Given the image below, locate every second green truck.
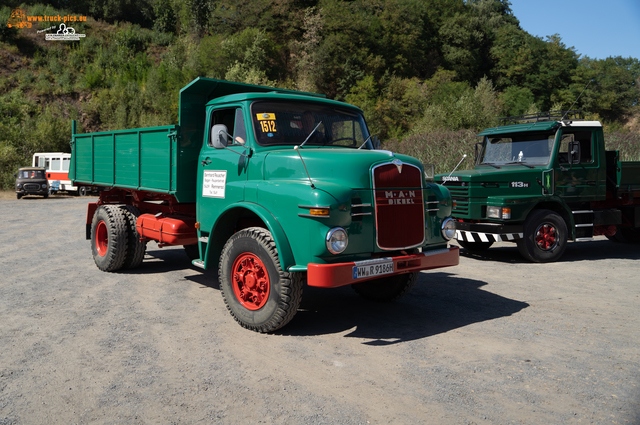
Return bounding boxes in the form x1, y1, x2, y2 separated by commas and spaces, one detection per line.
437, 111, 640, 263
69, 78, 459, 332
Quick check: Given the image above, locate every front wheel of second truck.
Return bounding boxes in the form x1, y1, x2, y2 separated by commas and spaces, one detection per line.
219, 227, 303, 333
517, 209, 567, 263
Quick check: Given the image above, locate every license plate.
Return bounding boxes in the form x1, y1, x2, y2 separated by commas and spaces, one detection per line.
352, 258, 394, 279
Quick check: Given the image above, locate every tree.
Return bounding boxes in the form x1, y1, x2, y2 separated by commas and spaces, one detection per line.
568, 57, 640, 121
491, 26, 579, 111
439, 0, 518, 83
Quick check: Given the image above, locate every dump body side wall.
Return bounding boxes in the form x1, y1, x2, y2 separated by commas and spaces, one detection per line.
70, 125, 200, 203
619, 161, 640, 189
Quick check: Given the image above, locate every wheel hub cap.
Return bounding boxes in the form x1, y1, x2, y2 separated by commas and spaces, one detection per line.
95, 220, 108, 257
232, 253, 270, 310
535, 223, 558, 251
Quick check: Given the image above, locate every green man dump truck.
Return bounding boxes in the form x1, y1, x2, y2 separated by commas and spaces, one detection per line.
69, 78, 459, 332
436, 111, 640, 263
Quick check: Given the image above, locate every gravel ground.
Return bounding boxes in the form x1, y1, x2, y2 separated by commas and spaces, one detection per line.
1, 194, 639, 424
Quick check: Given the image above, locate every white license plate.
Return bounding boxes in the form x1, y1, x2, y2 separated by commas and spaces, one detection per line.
352, 258, 394, 279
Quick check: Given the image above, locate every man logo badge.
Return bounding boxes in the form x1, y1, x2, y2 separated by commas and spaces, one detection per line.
392, 158, 403, 174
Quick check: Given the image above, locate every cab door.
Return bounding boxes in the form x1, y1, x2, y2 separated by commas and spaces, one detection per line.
197, 106, 251, 233
554, 128, 601, 202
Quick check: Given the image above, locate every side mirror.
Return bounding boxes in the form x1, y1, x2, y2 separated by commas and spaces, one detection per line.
422, 163, 435, 182
569, 141, 581, 164
372, 135, 381, 150
474, 142, 482, 163
210, 124, 230, 149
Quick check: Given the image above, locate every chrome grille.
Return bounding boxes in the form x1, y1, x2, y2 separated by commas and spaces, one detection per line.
446, 183, 470, 216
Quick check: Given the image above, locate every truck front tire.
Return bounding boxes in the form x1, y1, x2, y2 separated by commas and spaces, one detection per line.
219, 227, 303, 332
352, 271, 419, 302
91, 205, 129, 272
517, 209, 567, 263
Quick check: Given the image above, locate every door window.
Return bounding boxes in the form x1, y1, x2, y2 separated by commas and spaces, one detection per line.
209, 108, 246, 147
559, 130, 593, 164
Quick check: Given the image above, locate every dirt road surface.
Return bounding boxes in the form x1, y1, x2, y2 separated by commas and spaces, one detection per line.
1, 195, 639, 424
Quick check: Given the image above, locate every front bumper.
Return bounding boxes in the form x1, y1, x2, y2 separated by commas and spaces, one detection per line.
306, 247, 459, 288
16, 189, 48, 195
455, 221, 523, 243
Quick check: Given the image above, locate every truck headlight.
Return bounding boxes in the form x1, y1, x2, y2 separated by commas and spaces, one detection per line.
16, 184, 22, 189
487, 206, 511, 219
441, 218, 456, 240
326, 227, 348, 254
42, 183, 48, 189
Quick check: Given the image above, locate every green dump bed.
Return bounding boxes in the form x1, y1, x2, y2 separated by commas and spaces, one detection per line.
69, 125, 201, 202
69, 77, 324, 203
606, 151, 640, 196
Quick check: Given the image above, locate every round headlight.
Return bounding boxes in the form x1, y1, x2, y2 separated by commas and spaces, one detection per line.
42, 183, 48, 189
441, 218, 456, 241
326, 227, 348, 254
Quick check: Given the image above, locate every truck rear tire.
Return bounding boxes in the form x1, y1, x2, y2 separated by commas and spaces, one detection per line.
91, 205, 129, 272
352, 271, 419, 302
517, 209, 567, 263
458, 239, 494, 251
219, 227, 303, 333
120, 205, 147, 269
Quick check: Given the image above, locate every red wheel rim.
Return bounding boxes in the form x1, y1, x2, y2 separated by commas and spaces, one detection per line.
95, 220, 108, 257
231, 253, 270, 310
535, 223, 558, 251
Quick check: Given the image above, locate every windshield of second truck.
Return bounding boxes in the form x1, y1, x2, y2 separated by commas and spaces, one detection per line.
480, 131, 556, 166
251, 101, 372, 148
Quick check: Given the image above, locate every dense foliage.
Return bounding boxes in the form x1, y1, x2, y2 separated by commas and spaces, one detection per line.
1, 0, 639, 187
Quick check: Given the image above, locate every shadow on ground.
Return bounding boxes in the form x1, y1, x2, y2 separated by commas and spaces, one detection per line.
456, 238, 640, 264
126, 249, 529, 344
281, 272, 528, 344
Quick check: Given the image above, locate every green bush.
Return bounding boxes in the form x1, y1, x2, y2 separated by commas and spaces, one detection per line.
605, 131, 640, 161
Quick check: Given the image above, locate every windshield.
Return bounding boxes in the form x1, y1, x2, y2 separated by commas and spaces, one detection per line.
251, 101, 371, 148
479, 132, 556, 166
19, 170, 45, 179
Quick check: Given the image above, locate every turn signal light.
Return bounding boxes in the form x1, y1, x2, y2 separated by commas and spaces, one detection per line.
310, 208, 330, 217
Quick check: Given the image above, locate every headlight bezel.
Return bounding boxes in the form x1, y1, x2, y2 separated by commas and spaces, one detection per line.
441, 218, 456, 241
326, 227, 348, 254
487, 206, 511, 220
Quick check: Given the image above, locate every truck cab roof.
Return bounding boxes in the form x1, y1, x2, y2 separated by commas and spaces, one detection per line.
478, 119, 602, 137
